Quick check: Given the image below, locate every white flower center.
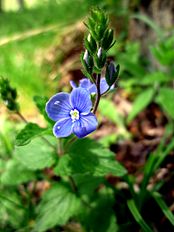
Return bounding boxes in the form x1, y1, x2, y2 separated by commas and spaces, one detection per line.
70, 109, 79, 122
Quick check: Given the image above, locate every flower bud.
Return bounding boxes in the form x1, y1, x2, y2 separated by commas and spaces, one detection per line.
97, 47, 102, 58
102, 29, 114, 50
81, 50, 94, 74
0, 77, 19, 111
84, 34, 97, 54
105, 62, 120, 86
83, 50, 89, 65
95, 48, 106, 69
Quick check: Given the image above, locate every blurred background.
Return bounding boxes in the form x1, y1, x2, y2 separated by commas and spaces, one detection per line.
0, 0, 174, 231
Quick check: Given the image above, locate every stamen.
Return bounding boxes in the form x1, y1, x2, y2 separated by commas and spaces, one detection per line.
70, 109, 79, 122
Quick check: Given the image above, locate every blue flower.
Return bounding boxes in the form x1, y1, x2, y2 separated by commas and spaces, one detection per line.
45, 87, 98, 138
70, 77, 111, 95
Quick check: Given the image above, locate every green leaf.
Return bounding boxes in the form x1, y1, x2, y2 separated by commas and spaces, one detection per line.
131, 14, 162, 38
34, 183, 82, 232
14, 137, 56, 170
127, 88, 154, 123
0, 191, 26, 229
150, 36, 174, 65
55, 139, 127, 177
33, 96, 53, 124
127, 199, 153, 232
82, 187, 118, 232
99, 98, 124, 127
1, 159, 35, 185
152, 192, 174, 226
73, 174, 104, 196
156, 87, 174, 119
15, 123, 49, 146
141, 72, 171, 85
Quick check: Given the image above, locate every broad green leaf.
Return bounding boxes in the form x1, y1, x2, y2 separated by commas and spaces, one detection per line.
82, 187, 118, 232
73, 174, 104, 196
15, 123, 49, 146
1, 159, 35, 185
152, 192, 174, 226
55, 139, 127, 177
0, 191, 26, 229
156, 87, 174, 119
34, 183, 82, 232
127, 88, 154, 123
14, 137, 56, 170
127, 199, 153, 232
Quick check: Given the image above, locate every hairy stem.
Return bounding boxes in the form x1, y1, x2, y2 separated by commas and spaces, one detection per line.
93, 73, 101, 114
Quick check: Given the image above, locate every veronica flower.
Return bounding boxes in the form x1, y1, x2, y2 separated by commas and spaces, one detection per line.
70, 77, 111, 95
46, 87, 98, 138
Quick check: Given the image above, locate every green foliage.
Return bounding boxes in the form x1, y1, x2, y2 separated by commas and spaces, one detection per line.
0, 77, 19, 111
127, 199, 153, 232
152, 192, 174, 226
82, 188, 118, 232
156, 87, 174, 119
0, 191, 26, 229
1, 2, 174, 231
1, 159, 35, 185
151, 35, 174, 65
15, 122, 48, 146
127, 88, 155, 123
55, 139, 127, 177
14, 137, 56, 170
34, 183, 82, 232
99, 98, 124, 127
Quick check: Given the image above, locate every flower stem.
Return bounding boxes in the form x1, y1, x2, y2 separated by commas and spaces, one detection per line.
93, 73, 101, 114
16, 111, 28, 123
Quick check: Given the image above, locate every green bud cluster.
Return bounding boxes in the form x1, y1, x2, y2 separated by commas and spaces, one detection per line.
0, 77, 19, 111
81, 8, 119, 88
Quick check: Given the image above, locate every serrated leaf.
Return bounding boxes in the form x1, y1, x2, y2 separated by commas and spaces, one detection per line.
55, 139, 127, 177
127, 88, 154, 123
15, 123, 49, 146
14, 137, 56, 170
152, 192, 174, 226
34, 183, 82, 232
156, 87, 174, 119
1, 159, 35, 185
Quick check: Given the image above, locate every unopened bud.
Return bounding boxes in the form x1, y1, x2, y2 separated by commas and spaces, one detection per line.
105, 62, 120, 86
97, 47, 102, 58
83, 50, 89, 65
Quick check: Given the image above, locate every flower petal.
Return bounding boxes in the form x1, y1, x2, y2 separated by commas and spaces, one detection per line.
70, 80, 77, 89
53, 118, 72, 138
79, 78, 91, 89
46, 93, 71, 121
88, 84, 97, 94
73, 113, 98, 138
100, 78, 109, 94
70, 87, 92, 114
